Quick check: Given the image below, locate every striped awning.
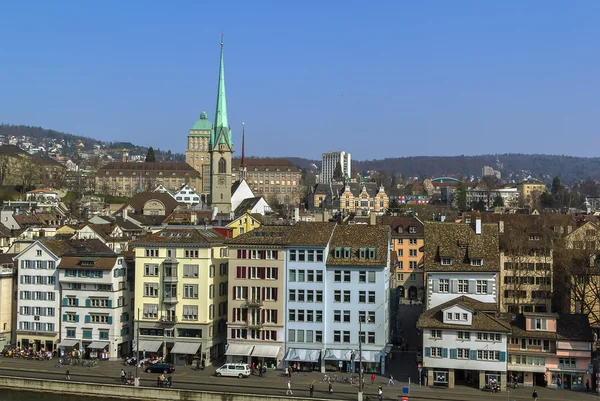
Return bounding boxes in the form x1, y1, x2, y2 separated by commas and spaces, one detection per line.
170, 342, 201, 355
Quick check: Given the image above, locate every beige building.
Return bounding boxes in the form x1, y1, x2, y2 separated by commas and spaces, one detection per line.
95, 162, 201, 198
185, 111, 212, 197
132, 228, 229, 364
517, 180, 547, 208
0, 255, 15, 348
232, 158, 301, 205
225, 226, 294, 368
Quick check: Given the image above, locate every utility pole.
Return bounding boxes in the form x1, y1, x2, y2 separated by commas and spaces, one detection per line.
135, 308, 140, 379
358, 318, 363, 401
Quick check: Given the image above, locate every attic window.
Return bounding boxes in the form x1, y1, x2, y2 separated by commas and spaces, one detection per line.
132, 172, 136, 176
441, 258, 452, 266
265, 168, 269, 172
343, 247, 351, 258
81, 261, 94, 267
254, 168, 258, 171
359, 248, 366, 258
105, 171, 109, 175
334, 247, 342, 258
368, 248, 376, 259
471, 258, 483, 266
186, 233, 192, 237
172, 172, 176, 176
159, 171, 163, 176
287, 168, 291, 172
397, 226, 403, 234
145, 172, 149, 175
159, 232, 166, 237
529, 235, 540, 241
276, 168, 280, 172
118, 171, 123, 176
459, 244, 468, 249
409, 227, 416, 234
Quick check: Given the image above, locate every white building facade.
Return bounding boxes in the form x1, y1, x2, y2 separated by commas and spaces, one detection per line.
58, 253, 130, 360
426, 272, 498, 309
320, 151, 351, 184
14, 241, 62, 352
419, 297, 510, 390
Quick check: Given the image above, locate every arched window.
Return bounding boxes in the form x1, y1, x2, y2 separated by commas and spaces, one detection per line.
218, 158, 226, 174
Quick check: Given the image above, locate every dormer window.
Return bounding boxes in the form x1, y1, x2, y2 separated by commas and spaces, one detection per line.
334, 248, 342, 258
343, 247, 351, 258
409, 226, 416, 234
397, 226, 403, 234
529, 235, 540, 241
368, 248, 376, 259
359, 248, 366, 258
471, 258, 483, 266
441, 258, 452, 266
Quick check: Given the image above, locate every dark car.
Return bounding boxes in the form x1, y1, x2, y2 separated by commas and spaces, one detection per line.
145, 363, 175, 374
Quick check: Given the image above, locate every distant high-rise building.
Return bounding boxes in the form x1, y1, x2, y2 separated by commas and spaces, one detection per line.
320, 151, 351, 183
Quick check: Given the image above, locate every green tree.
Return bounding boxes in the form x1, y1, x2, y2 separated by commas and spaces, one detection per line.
332, 161, 343, 181
474, 199, 486, 212
454, 180, 467, 211
145, 147, 156, 162
493, 194, 504, 207
551, 176, 563, 196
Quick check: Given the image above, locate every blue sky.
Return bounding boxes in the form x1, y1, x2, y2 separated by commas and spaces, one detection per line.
1, 1, 599, 160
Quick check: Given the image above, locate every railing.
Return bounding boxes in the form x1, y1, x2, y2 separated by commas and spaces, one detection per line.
163, 296, 178, 304
160, 316, 178, 323
245, 320, 263, 330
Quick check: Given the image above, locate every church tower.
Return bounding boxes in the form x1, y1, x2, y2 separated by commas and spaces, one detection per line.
185, 111, 212, 201
209, 37, 233, 213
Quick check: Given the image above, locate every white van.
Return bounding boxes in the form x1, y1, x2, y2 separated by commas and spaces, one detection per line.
215, 363, 251, 378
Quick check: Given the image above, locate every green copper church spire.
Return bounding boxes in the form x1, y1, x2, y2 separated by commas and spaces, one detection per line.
212, 35, 232, 150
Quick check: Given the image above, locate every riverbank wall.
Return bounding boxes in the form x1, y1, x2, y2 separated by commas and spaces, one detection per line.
0, 375, 324, 401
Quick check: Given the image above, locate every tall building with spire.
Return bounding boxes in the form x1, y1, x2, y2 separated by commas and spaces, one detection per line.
185, 38, 234, 211
208, 38, 233, 213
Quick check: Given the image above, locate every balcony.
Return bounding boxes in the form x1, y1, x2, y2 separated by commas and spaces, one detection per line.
245, 320, 263, 330
163, 274, 178, 283
163, 295, 178, 304
160, 316, 178, 323
242, 299, 263, 308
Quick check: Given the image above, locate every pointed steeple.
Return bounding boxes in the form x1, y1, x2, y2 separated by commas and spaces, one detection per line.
212, 35, 232, 150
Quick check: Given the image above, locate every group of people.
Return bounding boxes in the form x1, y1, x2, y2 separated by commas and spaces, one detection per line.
120, 369, 136, 385
284, 363, 302, 377
488, 377, 499, 393
156, 373, 172, 388
251, 362, 267, 377
2, 348, 54, 360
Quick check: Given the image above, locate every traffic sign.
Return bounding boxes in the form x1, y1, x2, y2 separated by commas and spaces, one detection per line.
402, 386, 410, 395
402, 397, 409, 401
417, 363, 422, 369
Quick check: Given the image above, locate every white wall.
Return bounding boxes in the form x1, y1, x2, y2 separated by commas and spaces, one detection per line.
422, 328, 507, 372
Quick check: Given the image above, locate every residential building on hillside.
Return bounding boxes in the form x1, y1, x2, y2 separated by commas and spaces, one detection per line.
0, 255, 15, 348
225, 226, 292, 368
95, 162, 201, 198
283, 223, 337, 372
378, 216, 424, 301
517, 180, 547, 209
231, 158, 301, 205
507, 313, 593, 390
424, 218, 500, 310
320, 151, 351, 184
466, 188, 519, 209
57, 241, 130, 360
132, 228, 229, 365
418, 296, 511, 390
72, 224, 129, 253
323, 224, 392, 375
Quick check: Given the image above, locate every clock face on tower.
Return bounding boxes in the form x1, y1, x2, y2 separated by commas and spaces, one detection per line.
218, 176, 226, 185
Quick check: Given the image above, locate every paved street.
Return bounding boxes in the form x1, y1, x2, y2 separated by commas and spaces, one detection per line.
0, 356, 597, 401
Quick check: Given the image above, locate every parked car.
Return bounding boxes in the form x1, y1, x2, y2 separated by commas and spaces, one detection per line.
145, 363, 175, 374
215, 363, 251, 378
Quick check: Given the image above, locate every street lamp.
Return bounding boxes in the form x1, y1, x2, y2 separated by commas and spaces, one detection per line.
358, 317, 364, 401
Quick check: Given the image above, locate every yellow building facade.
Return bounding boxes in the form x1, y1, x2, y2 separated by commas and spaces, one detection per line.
133, 228, 229, 364
517, 181, 547, 208
226, 212, 264, 238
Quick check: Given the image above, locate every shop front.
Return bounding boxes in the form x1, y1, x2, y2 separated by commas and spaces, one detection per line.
251, 345, 281, 370
225, 343, 254, 363
284, 348, 321, 372
354, 350, 382, 374
134, 340, 163, 360
17, 334, 56, 353
170, 342, 201, 366
549, 370, 588, 390
86, 341, 110, 359
323, 349, 353, 372
58, 339, 80, 357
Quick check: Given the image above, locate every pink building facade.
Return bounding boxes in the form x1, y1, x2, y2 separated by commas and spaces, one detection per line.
507, 313, 593, 391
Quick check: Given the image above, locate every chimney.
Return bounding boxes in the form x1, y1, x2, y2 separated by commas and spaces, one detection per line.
498, 220, 504, 234
475, 215, 482, 235
190, 212, 197, 225
369, 211, 377, 226
122, 209, 128, 222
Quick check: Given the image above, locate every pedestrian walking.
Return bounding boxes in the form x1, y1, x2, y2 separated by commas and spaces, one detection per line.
532, 389, 538, 401
328, 381, 333, 395
286, 380, 293, 395
285, 367, 289, 378
65, 369, 70, 380
387, 373, 395, 386
377, 386, 383, 401
309, 383, 314, 397
371, 373, 376, 385
586, 379, 590, 392
121, 368, 126, 383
